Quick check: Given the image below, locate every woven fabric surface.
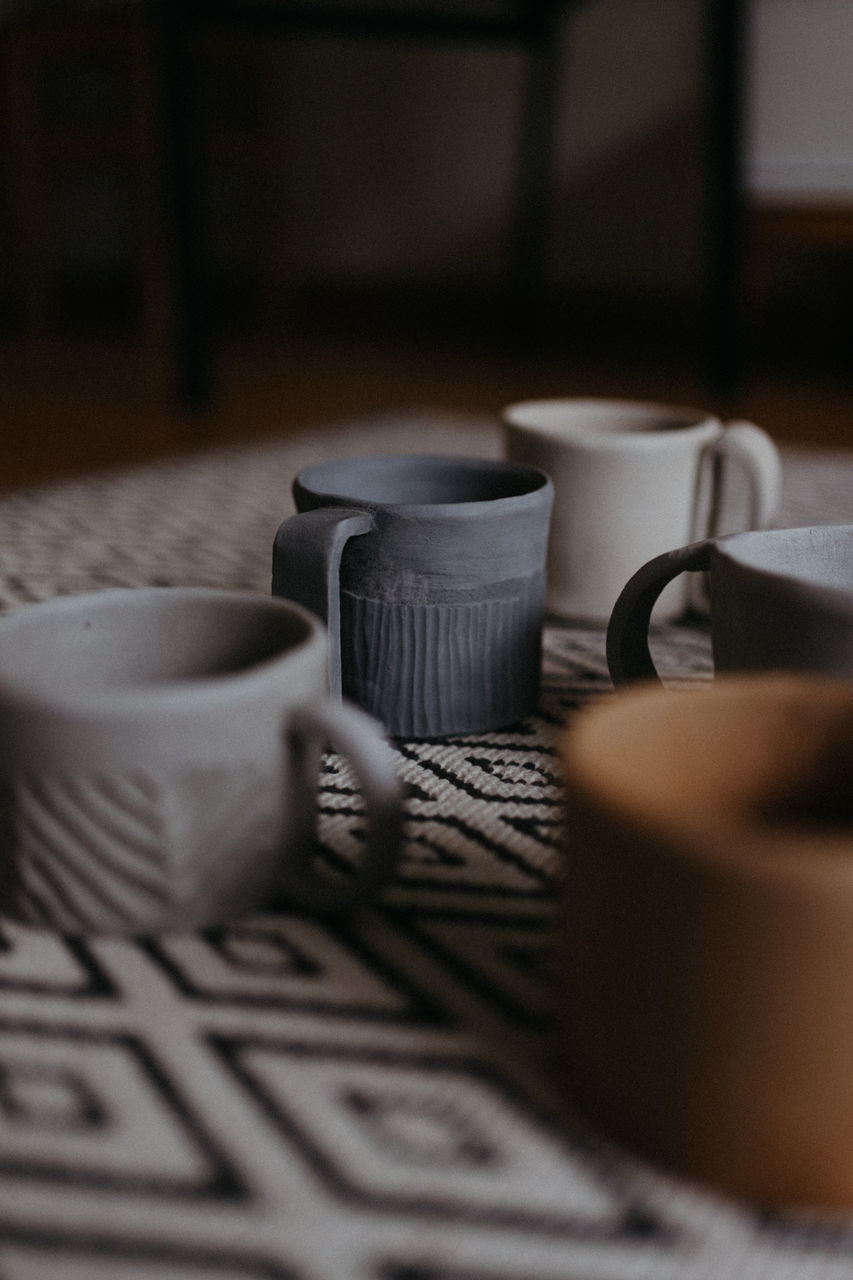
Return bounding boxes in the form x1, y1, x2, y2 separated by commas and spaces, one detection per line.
0, 408, 849, 1279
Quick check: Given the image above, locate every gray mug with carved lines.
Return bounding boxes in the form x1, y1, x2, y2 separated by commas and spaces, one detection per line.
0, 587, 402, 933
272, 454, 554, 737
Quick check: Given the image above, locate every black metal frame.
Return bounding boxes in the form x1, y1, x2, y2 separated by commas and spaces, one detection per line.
707, 0, 747, 396
151, 0, 573, 410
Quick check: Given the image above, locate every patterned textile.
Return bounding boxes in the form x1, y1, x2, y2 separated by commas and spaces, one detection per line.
0, 409, 850, 1279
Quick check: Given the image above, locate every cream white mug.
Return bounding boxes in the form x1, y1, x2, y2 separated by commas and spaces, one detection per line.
503, 398, 781, 624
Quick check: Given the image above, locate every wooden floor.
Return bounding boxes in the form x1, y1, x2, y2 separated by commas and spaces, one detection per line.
1, 286, 851, 490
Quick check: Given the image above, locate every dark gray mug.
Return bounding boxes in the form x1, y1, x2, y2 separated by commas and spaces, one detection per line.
607, 524, 853, 686
272, 454, 553, 737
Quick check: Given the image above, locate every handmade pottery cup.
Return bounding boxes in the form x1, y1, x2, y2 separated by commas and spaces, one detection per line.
607, 523, 853, 686
556, 674, 853, 1210
502, 398, 781, 623
272, 453, 553, 737
0, 587, 402, 933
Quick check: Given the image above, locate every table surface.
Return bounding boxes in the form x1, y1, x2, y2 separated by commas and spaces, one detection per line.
0, 409, 850, 1280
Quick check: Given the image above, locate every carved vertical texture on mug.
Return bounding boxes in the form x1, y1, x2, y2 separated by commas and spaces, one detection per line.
341, 583, 544, 737
9, 766, 276, 932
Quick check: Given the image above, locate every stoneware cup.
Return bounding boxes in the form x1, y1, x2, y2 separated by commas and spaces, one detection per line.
607, 523, 853, 686
0, 587, 402, 933
502, 397, 781, 624
555, 674, 853, 1210
272, 453, 554, 738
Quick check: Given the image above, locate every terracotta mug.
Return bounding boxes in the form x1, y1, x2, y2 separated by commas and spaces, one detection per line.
0, 588, 402, 933
607, 524, 853, 686
556, 674, 853, 1210
272, 453, 554, 737
503, 398, 781, 623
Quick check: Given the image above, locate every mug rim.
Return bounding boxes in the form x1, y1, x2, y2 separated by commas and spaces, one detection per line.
502, 397, 720, 446
294, 452, 552, 513
714, 524, 853, 609
0, 586, 327, 716
561, 673, 853, 887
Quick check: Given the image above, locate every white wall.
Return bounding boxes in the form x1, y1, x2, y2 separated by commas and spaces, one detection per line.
746, 0, 853, 200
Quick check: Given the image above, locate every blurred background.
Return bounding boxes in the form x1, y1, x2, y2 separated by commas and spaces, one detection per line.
1, 0, 852, 487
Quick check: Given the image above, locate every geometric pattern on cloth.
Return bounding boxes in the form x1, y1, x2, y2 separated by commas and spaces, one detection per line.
0, 409, 850, 1279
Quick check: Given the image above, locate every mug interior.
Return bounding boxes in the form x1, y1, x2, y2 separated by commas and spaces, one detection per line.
296, 453, 548, 506
503, 398, 715, 439
720, 524, 853, 592
0, 589, 313, 699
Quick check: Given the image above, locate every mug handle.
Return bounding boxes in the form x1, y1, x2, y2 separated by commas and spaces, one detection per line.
606, 540, 713, 686
272, 508, 375, 697
689, 421, 781, 614
281, 699, 402, 911
705, 421, 782, 539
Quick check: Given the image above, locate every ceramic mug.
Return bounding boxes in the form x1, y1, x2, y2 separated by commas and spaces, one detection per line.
503, 398, 781, 623
556, 674, 853, 1209
607, 523, 853, 686
272, 453, 554, 737
0, 587, 402, 933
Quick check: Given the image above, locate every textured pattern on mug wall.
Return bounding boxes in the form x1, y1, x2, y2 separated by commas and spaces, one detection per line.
10, 764, 278, 931
341, 580, 545, 737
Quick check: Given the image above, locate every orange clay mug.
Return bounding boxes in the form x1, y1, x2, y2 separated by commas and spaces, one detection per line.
556, 674, 853, 1210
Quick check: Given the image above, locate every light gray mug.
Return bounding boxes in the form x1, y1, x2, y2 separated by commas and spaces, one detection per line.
607, 524, 853, 685
272, 453, 554, 737
0, 587, 402, 932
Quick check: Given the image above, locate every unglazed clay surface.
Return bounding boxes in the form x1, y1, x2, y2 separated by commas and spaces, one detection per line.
607, 523, 853, 685
0, 588, 402, 931
10, 763, 279, 932
556, 674, 853, 1209
273, 454, 553, 737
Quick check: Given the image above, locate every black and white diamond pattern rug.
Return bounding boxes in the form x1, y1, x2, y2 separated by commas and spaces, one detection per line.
0, 408, 850, 1279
